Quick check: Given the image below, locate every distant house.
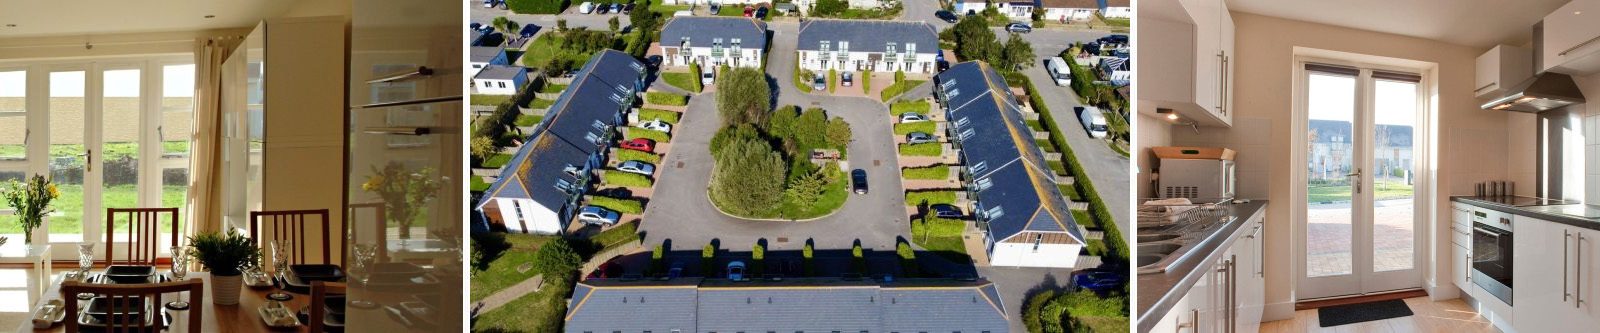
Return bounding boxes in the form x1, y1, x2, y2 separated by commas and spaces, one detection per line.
1098, 56, 1129, 86
475, 50, 648, 234
564, 277, 1009, 332
950, 0, 1032, 20
951, 0, 986, 16
469, 46, 510, 71
657, 16, 768, 68
1100, 0, 1130, 18
472, 65, 527, 95
791, 0, 887, 14
1040, 0, 1100, 22
796, 19, 939, 74
935, 61, 1086, 268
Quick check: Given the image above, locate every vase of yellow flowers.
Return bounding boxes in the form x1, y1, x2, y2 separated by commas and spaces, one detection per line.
362, 162, 442, 239
2, 175, 59, 245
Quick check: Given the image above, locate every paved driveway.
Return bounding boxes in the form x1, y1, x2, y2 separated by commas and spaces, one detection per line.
636, 21, 911, 253
469, 1, 631, 34
898, 0, 954, 30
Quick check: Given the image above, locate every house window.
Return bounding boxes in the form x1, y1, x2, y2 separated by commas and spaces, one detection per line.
959, 128, 975, 141
984, 205, 1005, 220
906, 43, 916, 57
955, 117, 970, 128
592, 119, 608, 130
973, 177, 993, 191
970, 161, 988, 175
1033, 234, 1043, 252
511, 200, 525, 221
941, 80, 957, 90
497, 81, 506, 88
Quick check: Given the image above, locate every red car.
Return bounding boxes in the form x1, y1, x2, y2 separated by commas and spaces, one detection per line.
620, 138, 655, 153
743, 6, 754, 17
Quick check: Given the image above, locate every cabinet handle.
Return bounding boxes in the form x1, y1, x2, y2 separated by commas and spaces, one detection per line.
1567, 230, 1573, 302
1560, 35, 1600, 56
1465, 253, 1471, 283
1229, 255, 1238, 333
1581, 233, 1587, 309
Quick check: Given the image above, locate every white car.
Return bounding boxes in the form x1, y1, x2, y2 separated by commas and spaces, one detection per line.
579, 2, 595, 14
617, 160, 656, 176
639, 119, 672, 132
673, 10, 693, 17
701, 65, 715, 85
899, 112, 929, 123
577, 206, 620, 225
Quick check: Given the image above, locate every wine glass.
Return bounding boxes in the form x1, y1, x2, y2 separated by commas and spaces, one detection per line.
351, 244, 378, 285
271, 240, 292, 279
169, 246, 190, 280
76, 243, 94, 275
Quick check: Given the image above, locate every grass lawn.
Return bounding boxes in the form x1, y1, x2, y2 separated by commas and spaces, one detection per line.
794, 65, 815, 93
661, 72, 700, 93
528, 97, 555, 110
1037, 139, 1058, 153
1072, 209, 1094, 227
1102, 17, 1130, 28
898, 142, 942, 156
514, 114, 544, 127
470, 94, 512, 106
1060, 184, 1083, 201
0, 185, 188, 234
909, 217, 969, 263
1308, 180, 1412, 202
589, 221, 640, 250
1025, 119, 1045, 132
520, 33, 600, 69
471, 280, 572, 332
645, 92, 688, 106
587, 195, 644, 214
891, 100, 931, 116
717, 4, 746, 16
649, 0, 691, 14
602, 170, 654, 187
469, 233, 555, 301
625, 128, 671, 142
470, 176, 492, 192
541, 84, 569, 94
880, 79, 925, 101
637, 109, 681, 124
892, 122, 937, 135
901, 165, 950, 180
482, 153, 514, 168
904, 190, 957, 206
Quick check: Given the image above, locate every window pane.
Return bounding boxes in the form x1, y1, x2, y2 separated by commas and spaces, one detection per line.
161, 64, 194, 239
103, 69, 141, 237
1306, 72, 1356, 278
0, 71, 23, 160
48, 71, 85, 239
1372, 79, 1417, 273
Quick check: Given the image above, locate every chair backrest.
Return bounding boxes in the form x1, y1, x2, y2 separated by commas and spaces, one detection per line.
310, 281, 347, 332
105, 208, 180, 266
61, 278, 204, 333
250, 209, 342, 265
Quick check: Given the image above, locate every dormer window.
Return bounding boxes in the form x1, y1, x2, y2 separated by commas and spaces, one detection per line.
905, 43, 916, 56
983, 205, 1005, 220
973, 177, 993, 191
591, 120, 608, 130
563, 165, 580, 176
609, 93, 624, 103
941, 80, 957, 90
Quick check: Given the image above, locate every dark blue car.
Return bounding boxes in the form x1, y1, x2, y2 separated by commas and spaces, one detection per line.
1075, 271, 1127, 292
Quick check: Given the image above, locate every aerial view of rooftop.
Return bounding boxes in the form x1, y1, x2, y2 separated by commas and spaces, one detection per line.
463, 0, 1132, 331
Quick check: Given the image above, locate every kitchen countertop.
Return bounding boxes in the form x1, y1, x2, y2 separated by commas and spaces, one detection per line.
1452, 196, 1600, 230
1135, 200, 1268, 333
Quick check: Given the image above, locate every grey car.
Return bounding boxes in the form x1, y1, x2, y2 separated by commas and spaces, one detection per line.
813, 73, 827, 91
617, 160, 656, 176
906, 131, 936, 144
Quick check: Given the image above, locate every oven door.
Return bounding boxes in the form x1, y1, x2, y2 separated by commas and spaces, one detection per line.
1471, 222, 1514, 305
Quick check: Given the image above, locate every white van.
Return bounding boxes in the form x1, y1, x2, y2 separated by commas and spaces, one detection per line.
579, 2, 596, 14
701, 64, 716, 85
1078, 106, 1108, 139
673, 10, 693, 17
1047, 57, 1071, 87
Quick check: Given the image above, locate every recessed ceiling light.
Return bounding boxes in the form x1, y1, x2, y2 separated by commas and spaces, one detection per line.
204, 15, 216, 19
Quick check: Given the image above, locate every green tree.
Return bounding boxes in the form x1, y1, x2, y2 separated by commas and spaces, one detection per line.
557, 18, 569, 32
794, 107, 829, 153
492, 16, 518, 35
710, 124, 762, 159
896, 241, 917, 276
630, 0, 659, 31
1001, 33, 1035, 70
715, 67, 772, 125
813, 0, 847, 16
850, 243, 866, 274
784, 169, 828, 209
950, 15, 998, 64
702, 243, 717, 275
608, 16, 620, 33
531, 238, 582, 277
709, 135, 787, 216
825, 116, 852, 150
470, 135, 498, 162
764, 105, 800, 139
1023, 290, 1058, 332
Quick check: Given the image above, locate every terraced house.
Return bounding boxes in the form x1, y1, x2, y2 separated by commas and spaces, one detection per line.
796, 19, 939, 74
476, 50, 647, 234
657, 16, 768, 68
563, 277, 1009, 332
936, 61, 1086, 268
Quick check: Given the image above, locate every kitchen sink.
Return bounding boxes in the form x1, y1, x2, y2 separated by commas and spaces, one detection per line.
1135, 202, 1237, 274
1137, 255, 1164, 268
1139, 243, 1181, 256
1138, 234, 1181, 243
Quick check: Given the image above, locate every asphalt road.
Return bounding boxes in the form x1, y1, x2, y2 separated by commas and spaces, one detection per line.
468, 1, 631, 34
636, 21, 912, 253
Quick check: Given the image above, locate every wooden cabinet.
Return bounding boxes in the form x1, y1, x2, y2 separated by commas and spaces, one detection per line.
1474, 45, 1533, 98
1135, 0, 1234, 127
1542, 0, 1600, 75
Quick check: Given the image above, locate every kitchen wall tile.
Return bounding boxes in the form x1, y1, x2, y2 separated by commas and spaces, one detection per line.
1236, 170, 1270, 199
1223, 116, 1272, 145
1232, 144, 1270, 173
1588, 145, 1600, 175
1172, 124, 1225, 143
1587, 116, 1599, 145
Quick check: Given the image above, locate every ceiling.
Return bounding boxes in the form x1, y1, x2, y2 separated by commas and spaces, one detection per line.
1227, 0, 1573, 48
0, 0, 295, 38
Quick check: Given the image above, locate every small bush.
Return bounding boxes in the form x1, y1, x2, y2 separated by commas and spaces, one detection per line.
827, 68, 838, 93
638, 109, 681, 124
615, 149, 661, 164
911, 217, 966, 237
891, 100, 931, 115
901, 165, 950, 180
904, 190, 957, 206
626, 127, 672, 142
794, 62, 814, 93
892, 122, 937, 135
587, 196, 644, 214
603, 170, 654, 187
898, 142, 943, 156
507, 0, 568, 14
646, 92, 689, 106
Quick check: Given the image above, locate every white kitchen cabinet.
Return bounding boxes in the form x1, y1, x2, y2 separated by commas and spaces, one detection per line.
1512, 215, 1600, 332
1474, 45, 1533, 98
1135, 0, 1234, 127
1542, 0, 1600, 75
1232, 216, 1264, 333
1151, 293, 1198, 333
1453, 243, 1471, 291
1573, 227, 1600, 326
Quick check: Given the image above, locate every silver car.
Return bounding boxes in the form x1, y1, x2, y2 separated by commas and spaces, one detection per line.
906, 132, 936, 144
617, 160, 656, 176
899, 112, 929, 123
639, 119, 672, 132
578, 206, 620, 225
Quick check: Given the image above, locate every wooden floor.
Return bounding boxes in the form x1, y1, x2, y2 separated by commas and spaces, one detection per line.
1261, 297, 1499, 333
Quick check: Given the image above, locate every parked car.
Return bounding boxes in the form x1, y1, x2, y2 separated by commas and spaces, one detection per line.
937, 60, 950, 72
727, 261, 746, 280
579, 2, 595, 13
935, 10, 958, 23
639, 119, 672, 132
709, 2, 721, 14
755, 6, 768, 19
622, 3, 636, 13
646, 55, 663, 69
578, 206, 620, 225
612, 3, 624, 13
906, 132, 936, 144
619, 138, 655, 152
899, 112, 929, 123
841, 72, 853, 87
596, 4, 610, 14
743, 6, 754, 17
929, 204, 963, 218
701, 65, 716, 85
587, 262, 621, 279
1006, 23, 1033, 33
617, 160, 656, 176
1075, 271, 1127, 292
469, 22, 482, 31
851, 169, 868, 194
483, 0, 497, 8
813, 73, 826, 91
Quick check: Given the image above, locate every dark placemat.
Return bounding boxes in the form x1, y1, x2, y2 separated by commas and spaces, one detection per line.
1318, 299, 1413, 327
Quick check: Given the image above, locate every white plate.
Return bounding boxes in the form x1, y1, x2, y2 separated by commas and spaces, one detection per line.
257, 302, 302, 328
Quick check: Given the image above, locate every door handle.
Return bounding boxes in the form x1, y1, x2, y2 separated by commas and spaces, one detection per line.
1346, 169, 1362, 194
82, 149, 91, 172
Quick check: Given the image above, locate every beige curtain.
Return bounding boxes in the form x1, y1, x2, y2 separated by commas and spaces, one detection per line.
183, 37, 238, 237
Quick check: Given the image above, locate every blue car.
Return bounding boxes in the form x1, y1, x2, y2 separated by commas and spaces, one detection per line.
1075, 271, 1127, 292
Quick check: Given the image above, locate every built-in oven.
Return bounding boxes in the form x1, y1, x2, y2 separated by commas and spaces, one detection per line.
1471, 207, 1515, 305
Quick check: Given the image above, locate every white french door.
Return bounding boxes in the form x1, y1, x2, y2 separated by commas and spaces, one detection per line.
1295, 60, 1427, 300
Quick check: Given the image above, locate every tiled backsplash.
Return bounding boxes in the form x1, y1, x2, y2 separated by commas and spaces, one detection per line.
1170, 116, 1274, 199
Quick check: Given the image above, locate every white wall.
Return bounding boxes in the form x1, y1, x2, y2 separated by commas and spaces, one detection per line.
494, 198, 562, 234
475, 78, 520, 95
1102, 6, 1131, 18
1042, 8, 1096, 22
798, 50, 936, 74
1135, 113, 1171, 199
663, 46, 763, 68
989, 242, 1083, 268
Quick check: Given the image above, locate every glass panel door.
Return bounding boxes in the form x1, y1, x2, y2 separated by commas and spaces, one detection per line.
1371, 79, 1418, 273
158, 64, 194, 246
46, 69, 89, 244
0, 69, 28, 249
1301, 69, 1362, 299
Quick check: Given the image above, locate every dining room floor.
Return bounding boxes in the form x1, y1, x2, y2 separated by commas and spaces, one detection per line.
0, 268, 41, 329
1260, 296, 1499, 333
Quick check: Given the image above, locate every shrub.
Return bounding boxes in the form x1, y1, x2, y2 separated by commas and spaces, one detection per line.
825, 117, 852, 150
904, 190, 957, 206
615, 149, 661, 164
587, 195, 644, 214
892, 121, 938, 135
626, 127, 671, 142
850, 243, 866, 273
507, 0, 569, 14
861, 70, 873, 95
794, 62, 814, 93
646, 92, 689, 106
602, 170, 654, 187
827, 68, 838, 93
708, 134, 787, 216
764, 105, 800, 139
901, 165, 950, 180
715, 67, 772, 125
532, 238, 582, 277
898, 142, 943, 156
891, 100, 931, 115
687, 62, 704, 92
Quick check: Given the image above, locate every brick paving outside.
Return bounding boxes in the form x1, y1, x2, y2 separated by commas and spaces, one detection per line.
1306, 198, 1416, 277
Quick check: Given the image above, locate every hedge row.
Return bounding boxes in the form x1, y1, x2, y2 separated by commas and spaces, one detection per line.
602, 170, 654, 187
893, 122, 937, 136
626, 128, 672, 142
901, 165, 950, 180
638, 109, 681, 124
1022, 75, 1128, 262
904, 190, 957, 206
587, 195, 644, 214
615, 149, 661, 164
898, 142, 943, 156
646, 92, 688, 106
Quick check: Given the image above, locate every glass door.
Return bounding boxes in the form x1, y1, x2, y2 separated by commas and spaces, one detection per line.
45, 68, 92, 246
1298, 62, 1425, 300
0, 69, 28, 252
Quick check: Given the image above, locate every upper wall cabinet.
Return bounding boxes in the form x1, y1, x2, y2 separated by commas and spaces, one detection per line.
1475, 45, 1533, 98
1542, 0, 1600, 75
1137, 0, 1235, 127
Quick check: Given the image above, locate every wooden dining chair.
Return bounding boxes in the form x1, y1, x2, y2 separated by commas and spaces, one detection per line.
309, 281, 347, 332
250, 209, 344, 265
61, 278, 204, 333
105, 208, 180, 266
348, 202, 386, 264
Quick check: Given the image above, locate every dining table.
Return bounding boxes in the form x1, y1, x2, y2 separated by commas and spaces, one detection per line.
17, 270, 321, 333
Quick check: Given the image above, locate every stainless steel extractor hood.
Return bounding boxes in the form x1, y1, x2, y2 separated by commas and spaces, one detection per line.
1483, 21, 1587, 113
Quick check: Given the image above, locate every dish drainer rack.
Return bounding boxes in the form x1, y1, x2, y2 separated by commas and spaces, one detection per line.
1138, 198, 1231, 231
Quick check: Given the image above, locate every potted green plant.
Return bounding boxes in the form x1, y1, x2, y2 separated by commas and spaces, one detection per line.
1, 174, 59, 245
188, 229, 260, 305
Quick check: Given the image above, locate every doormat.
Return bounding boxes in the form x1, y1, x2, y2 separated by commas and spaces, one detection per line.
1318, 299, 1413, 327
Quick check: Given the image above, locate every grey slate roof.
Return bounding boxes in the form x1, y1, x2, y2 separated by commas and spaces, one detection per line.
477, 50, 646, 214
470, 46, 505, 64
797, 19, 939, 54
564, 278, 1008, 332
659, 16, 768, 50
473, 65, 525, 81
937, 61, 1083, 244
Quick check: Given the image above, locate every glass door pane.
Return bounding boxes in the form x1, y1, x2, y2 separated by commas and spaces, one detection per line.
102, 68, 148, 249
1371, 79, 1417, 272
0, 70, 27, 243
47, 70, 87, 243
160, 64, 194, 242
1305, 72, 1358, 278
